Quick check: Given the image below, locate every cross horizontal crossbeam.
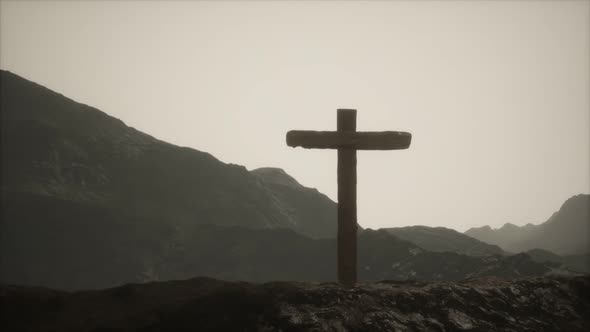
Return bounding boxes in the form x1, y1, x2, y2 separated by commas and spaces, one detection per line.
286, 130, 412, 150
286, 109, 412, 286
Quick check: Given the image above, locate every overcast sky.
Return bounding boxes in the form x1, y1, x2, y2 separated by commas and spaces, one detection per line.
1, 1, 588, 232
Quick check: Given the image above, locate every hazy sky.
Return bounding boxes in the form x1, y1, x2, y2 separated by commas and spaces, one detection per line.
1, 1, 588, 232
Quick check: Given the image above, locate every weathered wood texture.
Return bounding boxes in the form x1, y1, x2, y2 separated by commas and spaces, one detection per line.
337, 109, 357, 287
285, 108, 412, 287
286, 130, 411, 150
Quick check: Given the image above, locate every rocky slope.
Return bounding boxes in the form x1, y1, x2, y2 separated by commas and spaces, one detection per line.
0, 70, 337, 238
250, 167, 337, 238
1, 70, 337, 289
384, 226, 505, 256
465, 194, 590, 255
2, 275, 588, 331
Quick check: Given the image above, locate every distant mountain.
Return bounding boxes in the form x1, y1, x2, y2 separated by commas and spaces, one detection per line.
465, 223, 536, 251
466, 195, 590, 255
384, 226, 505, 256
525, 249, 590, 274
168, 226, 554, 284
524, 248, 564, 264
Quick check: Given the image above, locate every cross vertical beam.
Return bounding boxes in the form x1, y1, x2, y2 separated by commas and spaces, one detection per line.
286, 108, 412, 287
337, 109, 357, 286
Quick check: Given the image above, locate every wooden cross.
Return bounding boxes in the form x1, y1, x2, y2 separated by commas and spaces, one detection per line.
286, 109, 412, 286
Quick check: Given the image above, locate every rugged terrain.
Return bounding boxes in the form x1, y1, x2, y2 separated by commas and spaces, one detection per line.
2, 275, 589, 332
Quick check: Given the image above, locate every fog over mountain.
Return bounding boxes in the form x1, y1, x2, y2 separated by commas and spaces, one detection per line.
465, 194, 590, 255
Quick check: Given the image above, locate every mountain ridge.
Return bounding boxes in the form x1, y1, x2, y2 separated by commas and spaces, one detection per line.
1, 69, 337, 237
384, 225, 506, 256
465, 194, 590, 255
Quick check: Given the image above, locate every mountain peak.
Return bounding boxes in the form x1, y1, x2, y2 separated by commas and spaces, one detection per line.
499, 222, 519, 231
251, 167, 302, 188
562, 194, 590, 210
465, 225, 492, 232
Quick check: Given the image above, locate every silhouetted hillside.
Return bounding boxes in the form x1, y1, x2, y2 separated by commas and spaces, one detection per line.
0, 70, 340, 289
466, 195, 590, 255
1, 70, 337, 238
250, 167, 337, 238
384, 226, 505, 256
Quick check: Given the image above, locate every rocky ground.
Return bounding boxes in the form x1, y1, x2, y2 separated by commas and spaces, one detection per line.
1, 275, 588, 331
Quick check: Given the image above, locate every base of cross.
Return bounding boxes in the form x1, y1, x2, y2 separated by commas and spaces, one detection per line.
287, 109, 412, 286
